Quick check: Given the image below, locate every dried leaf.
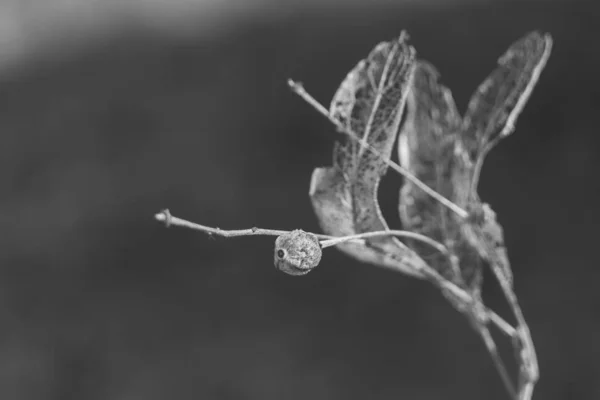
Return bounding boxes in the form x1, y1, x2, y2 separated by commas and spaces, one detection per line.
398, 61, 482, 291
461, 32, 552, 289
398, 31, 552, 291
309, 33, 428, 277
463, 31, 553, 190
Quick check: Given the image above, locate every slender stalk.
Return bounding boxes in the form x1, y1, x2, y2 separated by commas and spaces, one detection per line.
477, 325, 517, 399
154, 209, 516, 341
320, 230, 448, 254
154, 209, 329, 239
287, 79, 469, 219
487, 257, 538, 400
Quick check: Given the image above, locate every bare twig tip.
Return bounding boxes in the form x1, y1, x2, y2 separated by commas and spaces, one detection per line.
155, 209, 172, 227
287, 79, 302, 90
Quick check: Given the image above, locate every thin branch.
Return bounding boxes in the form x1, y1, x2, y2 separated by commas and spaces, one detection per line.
156, 209, 522, 397
156, 209, 447, 254
486, 257, 538, 400
154, 209, 313, 238
477, 324, 517, 399
490, 312, 517, 338
320, 230, 448, 254
156, 210, 521, 395
155, 209, 516, 341
287, 79, 469, 220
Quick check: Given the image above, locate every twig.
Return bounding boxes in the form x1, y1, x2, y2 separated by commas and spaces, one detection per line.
477, 324, 517, 399
486, 256, 538, 400
156, 210, 448, 255
154, 209, 516, 341
320, 230, 448, 254
154, 209, 329, 239
287, 79, 469, 220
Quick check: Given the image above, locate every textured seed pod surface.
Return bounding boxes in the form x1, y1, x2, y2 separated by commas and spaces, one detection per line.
274, 230, 322, 276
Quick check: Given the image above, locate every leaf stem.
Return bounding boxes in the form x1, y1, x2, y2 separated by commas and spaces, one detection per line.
320, 230, 447, 254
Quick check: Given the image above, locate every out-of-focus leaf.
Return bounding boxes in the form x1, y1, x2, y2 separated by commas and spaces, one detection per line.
398, 61, 482, 291
310, 33, 428, 278
461, 32, 552, 289
398, 31, 552, 291
463, 31, 553, 191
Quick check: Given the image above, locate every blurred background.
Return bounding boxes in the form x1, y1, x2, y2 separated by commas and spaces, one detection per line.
0, 0, 597, 399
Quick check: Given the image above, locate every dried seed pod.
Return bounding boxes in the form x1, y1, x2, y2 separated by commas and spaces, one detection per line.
274, 230, 322, 276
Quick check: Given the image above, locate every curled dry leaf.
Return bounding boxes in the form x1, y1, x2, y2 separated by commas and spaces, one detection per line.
309, 32, 430, 278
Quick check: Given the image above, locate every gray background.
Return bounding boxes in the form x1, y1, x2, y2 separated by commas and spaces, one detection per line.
0, 1, 597, 399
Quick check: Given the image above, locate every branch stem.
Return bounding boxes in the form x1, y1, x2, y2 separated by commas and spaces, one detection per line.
287, 79, 469, 219
154, 209, 516, 341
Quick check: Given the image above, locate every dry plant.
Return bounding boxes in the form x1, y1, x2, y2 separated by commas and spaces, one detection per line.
155, 30, 552, 400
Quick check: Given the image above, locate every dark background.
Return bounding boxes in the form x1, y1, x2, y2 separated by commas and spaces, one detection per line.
0, 1, 598, 399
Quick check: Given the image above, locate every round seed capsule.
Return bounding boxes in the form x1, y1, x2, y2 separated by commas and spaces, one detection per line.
274, 230, 322, 276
